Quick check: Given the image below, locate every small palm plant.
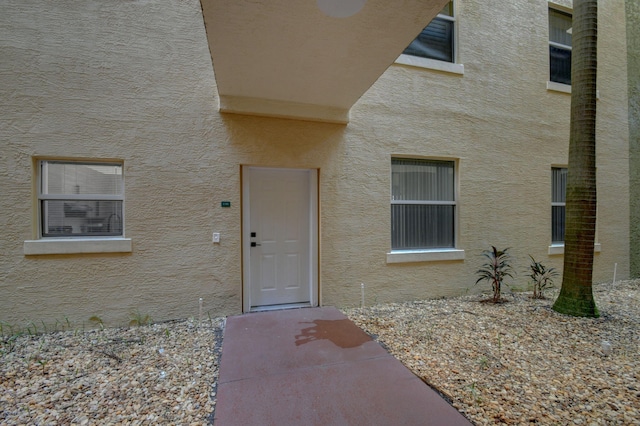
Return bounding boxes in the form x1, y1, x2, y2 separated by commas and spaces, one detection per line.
475, 246, 514, 303
527, 255, 559, 299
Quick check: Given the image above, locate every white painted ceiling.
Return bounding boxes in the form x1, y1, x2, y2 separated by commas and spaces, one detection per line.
200, 0, 450, 123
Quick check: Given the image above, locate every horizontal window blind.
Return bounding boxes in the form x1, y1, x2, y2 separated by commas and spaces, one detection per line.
552, 167, 567, 243
391, 158, 455, 249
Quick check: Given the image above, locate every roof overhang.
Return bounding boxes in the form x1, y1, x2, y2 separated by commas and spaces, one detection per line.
200, 0, 449, 123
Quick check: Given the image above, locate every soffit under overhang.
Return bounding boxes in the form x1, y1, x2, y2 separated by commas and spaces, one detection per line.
200, 0, 450, 123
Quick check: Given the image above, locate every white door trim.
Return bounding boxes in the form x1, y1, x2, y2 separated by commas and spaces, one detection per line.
242, 166, 318, 312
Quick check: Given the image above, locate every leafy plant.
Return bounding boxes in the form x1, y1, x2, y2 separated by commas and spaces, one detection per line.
475, 246, 515, 303
527, 255, 559, 299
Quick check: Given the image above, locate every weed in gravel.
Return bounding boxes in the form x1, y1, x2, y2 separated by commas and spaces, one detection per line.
36, 357, 49, 373
89, 315, 105, 330
478, 356, 489, 370
0, 320, 17, 340
1, 333, 20, 355
26, 321, 38, 336
129, 310, 152, 327
468, 381, 483, 403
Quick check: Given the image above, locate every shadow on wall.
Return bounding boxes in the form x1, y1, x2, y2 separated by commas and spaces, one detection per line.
219, 113, 348, 163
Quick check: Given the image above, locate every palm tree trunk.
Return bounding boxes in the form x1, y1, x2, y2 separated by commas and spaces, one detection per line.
552, 0, 599, 317
628, 0, 640, 278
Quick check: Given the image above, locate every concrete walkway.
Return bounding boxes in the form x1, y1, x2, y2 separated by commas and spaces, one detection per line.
213, 307, 472, 425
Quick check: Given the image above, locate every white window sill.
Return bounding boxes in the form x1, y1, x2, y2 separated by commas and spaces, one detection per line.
548, 243, 601, 255
24, 238, 132, 255
547, 81, 600, 98
387, 249, 465, 263
547, 81, 571, 94
395, 54, 464, 75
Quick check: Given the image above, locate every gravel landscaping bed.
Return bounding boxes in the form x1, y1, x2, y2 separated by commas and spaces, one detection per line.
345, 279, 640, 425
1, 280, 638, 425
1, 318, 224, 425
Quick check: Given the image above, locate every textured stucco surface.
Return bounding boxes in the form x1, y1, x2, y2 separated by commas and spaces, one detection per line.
0, 0, 631, 326
628, 0, 640, 277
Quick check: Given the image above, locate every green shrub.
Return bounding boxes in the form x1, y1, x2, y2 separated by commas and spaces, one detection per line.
527, 255, 559, 299
475, 246, 514, 302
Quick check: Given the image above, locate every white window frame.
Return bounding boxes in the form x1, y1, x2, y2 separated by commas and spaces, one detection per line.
395, 1, 464, 75
551, 167, 567, 245
24, 159, 132, 255
548, 6, 572, 90
548, 166, 601, 255
387, 157, 464, 263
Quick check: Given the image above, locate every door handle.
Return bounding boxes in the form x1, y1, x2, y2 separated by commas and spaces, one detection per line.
251, 242, 262, 247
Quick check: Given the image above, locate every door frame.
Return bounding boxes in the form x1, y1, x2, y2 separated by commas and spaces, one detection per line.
241, 166, 319, 312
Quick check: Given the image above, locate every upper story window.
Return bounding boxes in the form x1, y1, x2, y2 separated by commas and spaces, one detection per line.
549, 8, 572, 85
39, 160, 124, 238
551, 167, 567, 243
391, 158, 456, 250
403, 1, 455, 63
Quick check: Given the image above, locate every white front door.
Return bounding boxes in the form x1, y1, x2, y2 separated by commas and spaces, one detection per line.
242, 167, 318, 311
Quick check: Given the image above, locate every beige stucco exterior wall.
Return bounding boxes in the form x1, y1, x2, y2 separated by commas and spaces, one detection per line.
0, 0, 631, 327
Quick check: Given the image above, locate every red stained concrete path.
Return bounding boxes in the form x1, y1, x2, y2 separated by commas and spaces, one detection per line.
213, 307, 472, 425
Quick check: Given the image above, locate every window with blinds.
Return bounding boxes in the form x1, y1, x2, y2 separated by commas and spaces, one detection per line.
549, 8, 572, 85
403, 1, 455, 63
552, 167, 567, 243
391, 158, 456, 250
39, 160, 124, 237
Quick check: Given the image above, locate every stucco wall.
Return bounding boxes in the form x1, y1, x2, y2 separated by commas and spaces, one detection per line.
323, 0, 630, 307
1, 0, 232, 326
0, 0, 631, 327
